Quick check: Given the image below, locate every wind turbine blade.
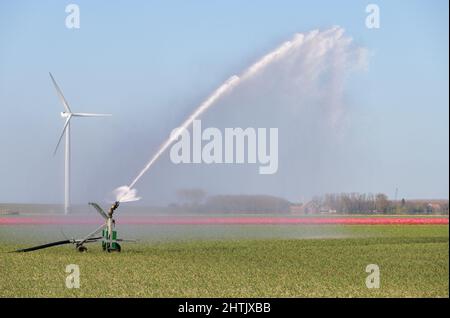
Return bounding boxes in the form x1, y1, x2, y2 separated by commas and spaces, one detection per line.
71, 113, 112, 117
54, 115, 71, 155
49, 72, 72, 113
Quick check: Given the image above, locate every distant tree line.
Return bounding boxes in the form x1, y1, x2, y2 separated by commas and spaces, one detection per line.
168, 188, 449, 215
203, 195, 291, 213
169, 189, 291, 214
308, 193, 449, 215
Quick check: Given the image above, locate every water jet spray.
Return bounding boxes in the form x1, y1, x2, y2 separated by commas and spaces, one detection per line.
113, 29, 320, 201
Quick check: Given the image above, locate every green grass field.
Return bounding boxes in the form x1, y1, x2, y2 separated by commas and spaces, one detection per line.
0, 225, 448, 297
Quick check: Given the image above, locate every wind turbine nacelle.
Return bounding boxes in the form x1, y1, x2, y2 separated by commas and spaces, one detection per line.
61, 112, 71, 118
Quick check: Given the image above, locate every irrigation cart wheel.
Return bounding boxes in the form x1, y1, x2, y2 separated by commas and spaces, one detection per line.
77, 246, 88, 253
107, 243, 121, 253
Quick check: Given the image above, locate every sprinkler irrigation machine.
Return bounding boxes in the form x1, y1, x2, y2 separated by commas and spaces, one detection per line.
14, 201, 135, 253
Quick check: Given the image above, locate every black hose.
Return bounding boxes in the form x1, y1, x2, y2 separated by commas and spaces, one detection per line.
14, 240, 73, 253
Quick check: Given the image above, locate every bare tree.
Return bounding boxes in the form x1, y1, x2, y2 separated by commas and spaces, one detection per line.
375, 193, 389, 213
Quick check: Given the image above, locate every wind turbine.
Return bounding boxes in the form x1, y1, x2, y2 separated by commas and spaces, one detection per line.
50, 72, 111, 214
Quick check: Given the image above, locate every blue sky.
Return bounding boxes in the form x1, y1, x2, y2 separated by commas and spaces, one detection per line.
0, 1, 448, 204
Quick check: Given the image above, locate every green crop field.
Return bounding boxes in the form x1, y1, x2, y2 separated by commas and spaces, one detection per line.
0, 225, 448, 297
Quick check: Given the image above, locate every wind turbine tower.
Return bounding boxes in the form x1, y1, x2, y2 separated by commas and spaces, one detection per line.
50, 73, 111, 214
